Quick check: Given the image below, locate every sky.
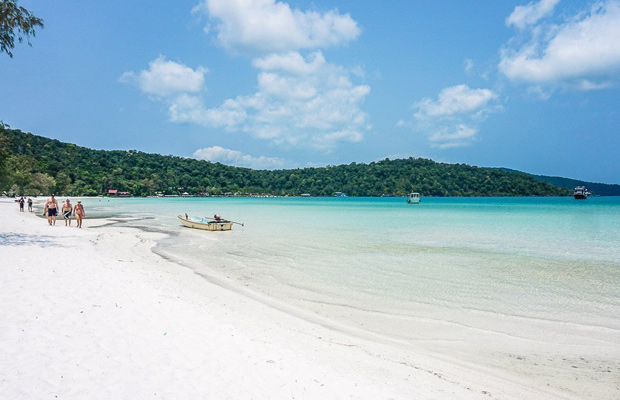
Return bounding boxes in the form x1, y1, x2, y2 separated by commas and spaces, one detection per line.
1, 0, 619, 183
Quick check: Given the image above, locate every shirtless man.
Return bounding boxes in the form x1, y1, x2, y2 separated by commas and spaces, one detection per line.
62, 199, 73, 227
45, 194, 59, 225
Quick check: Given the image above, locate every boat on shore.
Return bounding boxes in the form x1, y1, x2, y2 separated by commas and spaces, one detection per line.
407, 192, 421, 204
178, 214, 237, 231
574, 186, 590, 200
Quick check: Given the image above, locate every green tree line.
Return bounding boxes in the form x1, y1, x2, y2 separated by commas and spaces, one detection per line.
0, 126, 570, 197
498, 168, 620, 196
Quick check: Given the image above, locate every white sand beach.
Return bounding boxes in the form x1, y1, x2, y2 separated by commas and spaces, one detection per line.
0, 198, 606, 399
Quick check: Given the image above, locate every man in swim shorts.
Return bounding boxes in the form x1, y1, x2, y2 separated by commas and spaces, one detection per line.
45, 194, 59, 225
62, 199, 73, 227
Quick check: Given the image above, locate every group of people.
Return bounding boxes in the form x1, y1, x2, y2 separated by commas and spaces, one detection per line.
18, 197, 33, 212
42, 194, 86, 228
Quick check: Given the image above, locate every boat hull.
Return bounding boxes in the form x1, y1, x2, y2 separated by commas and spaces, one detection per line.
573, 186, 588, 199
178, 215, 233, 231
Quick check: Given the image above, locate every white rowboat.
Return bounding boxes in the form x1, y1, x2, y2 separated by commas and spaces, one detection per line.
178, 215, 233, 231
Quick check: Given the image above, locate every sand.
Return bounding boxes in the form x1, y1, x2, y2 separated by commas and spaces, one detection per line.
0, 198, 599, 399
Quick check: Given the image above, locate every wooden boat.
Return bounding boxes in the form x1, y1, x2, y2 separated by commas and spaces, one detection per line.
407, 192, 421, 204
178, 215, 233, 231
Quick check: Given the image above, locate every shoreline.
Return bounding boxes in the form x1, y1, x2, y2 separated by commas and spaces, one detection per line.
0, 198, 603, 399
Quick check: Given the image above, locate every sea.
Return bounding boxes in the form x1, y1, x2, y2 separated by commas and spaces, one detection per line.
83, 196, 620, 375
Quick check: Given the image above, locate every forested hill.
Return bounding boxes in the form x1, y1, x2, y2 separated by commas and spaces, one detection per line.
0, 127, 569, 197
499, 168, 620, 196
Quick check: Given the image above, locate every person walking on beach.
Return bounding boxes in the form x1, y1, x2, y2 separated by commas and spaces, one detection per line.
62, 199, 73, 227
19, 197, 25, 212
27, 197, 33, 212
74, 200, 85, 228
45, 195, 59, 225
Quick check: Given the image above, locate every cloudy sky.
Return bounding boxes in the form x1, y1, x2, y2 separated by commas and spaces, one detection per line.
2, 0, 619, 183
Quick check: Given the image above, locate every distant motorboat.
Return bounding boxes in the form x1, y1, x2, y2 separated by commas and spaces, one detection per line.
407, 192, 421, 204
178, 214, 241, 231
573, 186, 589, 200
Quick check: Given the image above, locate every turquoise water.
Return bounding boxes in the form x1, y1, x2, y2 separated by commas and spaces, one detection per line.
85, 196, 620, 353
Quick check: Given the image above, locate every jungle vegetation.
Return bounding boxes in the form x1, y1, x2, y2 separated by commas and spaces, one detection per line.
0, 126, 570, 197
499, 168, 620, 196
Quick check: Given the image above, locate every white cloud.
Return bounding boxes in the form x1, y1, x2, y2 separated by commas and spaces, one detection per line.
257, 72, 318, 99
125, 2, 368, 154
171, 51, 371, 151
428, 124, 478, 149
526, 85, 553, 100
396, 119, 408, 128
414, 84, 498, 119
408, 84, 501, 149
313, 129, 363, 151
120, 56, 207, 97
506, 0, 560, 30
500, 0, 620, 88
169, 94, 248, 129
252, 51, 326, 75
193, 145, 285, 169
194, 0, 361, 53
464, 59, 474, 74
576, 79, 614, 90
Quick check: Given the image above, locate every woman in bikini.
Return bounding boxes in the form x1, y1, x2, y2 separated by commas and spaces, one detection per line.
62, 199, 73, 226
74, 200, 85, 228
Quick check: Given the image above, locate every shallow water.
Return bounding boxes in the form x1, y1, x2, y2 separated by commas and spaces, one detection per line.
84, 196, 620, 353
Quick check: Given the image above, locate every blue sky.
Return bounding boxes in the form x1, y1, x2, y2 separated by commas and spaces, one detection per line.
2, 0, 619, 183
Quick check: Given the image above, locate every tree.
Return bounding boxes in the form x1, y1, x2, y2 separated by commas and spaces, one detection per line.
54, 171, 72, 195
0, 128, 9, 190
0, 127, 572, 197
26, 172, 55, 195
1, 0, 44, 58
5, 154, 36, 194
